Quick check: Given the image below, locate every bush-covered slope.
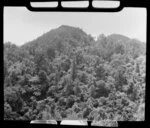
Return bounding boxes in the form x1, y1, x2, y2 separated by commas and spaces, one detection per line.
4, 25, 146, 122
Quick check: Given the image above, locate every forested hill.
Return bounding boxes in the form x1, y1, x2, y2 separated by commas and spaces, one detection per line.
21, 25, 94, 54
4, 25, 145, 123
18, 25, 146, 59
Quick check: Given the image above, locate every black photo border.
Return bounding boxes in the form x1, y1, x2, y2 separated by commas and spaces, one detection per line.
1, 0, 149, 128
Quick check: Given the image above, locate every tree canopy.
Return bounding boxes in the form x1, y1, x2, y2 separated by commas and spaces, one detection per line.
4, 25, 146, 122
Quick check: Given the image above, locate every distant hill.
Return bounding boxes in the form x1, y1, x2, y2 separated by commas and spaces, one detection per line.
107, 34, 130, 43
15, 25, 145, 58
108, 34, 146, 55
21, 25, 94, 54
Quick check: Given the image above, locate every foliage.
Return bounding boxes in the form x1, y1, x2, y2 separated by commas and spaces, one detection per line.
4, 25, 146, 121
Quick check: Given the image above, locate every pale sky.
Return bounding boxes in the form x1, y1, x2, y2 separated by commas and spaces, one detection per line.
4, 7, 146, 46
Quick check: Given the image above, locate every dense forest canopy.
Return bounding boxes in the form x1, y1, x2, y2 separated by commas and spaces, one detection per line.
4, 25, 146, 122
